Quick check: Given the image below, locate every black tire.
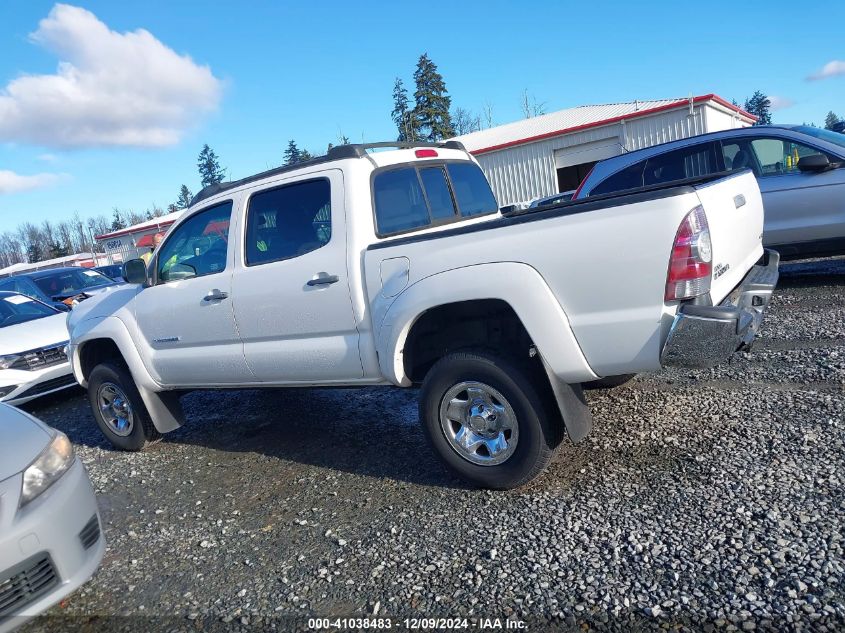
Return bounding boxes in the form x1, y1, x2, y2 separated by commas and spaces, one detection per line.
582, 373, 636, 390
419, 350, 558, 489
87, 362, 160, 451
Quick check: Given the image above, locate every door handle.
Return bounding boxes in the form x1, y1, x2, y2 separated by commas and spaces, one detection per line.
307, 274, 339, 287
203, 289, 229, 301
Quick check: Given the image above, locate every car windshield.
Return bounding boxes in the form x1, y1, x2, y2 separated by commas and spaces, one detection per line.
792, 126, 845, 151
96, 265, 122, 278
32, 269, 113, 298
0, 294, 58, 328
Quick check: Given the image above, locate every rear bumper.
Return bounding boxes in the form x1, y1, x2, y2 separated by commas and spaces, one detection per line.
661, 249, 779, 369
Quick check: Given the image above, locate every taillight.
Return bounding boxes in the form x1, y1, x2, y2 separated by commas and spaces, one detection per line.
415, 149, 438, 158
665, 205, 712, 302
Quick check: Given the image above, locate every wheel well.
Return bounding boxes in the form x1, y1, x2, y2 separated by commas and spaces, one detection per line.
79, 338, 125, 381
403, 299, 534, 383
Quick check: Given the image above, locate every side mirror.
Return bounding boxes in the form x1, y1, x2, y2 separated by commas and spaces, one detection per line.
797, 154, 830, 173
123, 258, 148, 285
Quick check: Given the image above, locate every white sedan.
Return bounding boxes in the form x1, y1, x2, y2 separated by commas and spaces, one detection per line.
0, 292, 76, 405
0, 404, 104, 632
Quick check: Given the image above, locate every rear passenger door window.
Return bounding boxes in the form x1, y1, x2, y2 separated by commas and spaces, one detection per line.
245, 179, 332, 266
720, 140, 756, 174
643, 142, 718, 186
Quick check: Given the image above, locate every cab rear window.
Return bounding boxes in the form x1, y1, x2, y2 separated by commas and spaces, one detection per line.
373, 162, 497, 236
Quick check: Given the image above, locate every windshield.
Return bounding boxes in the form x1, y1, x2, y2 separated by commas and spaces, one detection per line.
792, 126, 845, 151
32, 269, 113, 298
0, 294, 58, 328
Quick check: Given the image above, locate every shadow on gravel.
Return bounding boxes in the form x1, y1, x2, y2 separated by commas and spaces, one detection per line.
776, 255, 845, 288
169, 386, 474, 489
30, 383, 472, 490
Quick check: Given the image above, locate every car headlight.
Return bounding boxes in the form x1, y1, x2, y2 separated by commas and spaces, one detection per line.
20, 431, 75, 507
0, 354, 21, 370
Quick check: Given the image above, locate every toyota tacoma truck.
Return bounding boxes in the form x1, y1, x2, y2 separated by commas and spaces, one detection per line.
66, 141, 779, 489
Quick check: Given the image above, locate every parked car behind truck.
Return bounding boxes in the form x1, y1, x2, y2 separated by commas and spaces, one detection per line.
0, 292, 75, 405
0, 267, 121, 312
67, 141, 777, 488
573, 125, 845, 259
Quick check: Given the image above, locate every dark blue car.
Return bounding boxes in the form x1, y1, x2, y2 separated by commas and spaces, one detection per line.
0, 267, 120, 311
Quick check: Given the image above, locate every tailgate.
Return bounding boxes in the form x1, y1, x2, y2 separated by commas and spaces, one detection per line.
693, 170, 765, 304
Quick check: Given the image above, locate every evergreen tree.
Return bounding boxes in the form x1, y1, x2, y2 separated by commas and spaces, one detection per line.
110, 208, 126, 231
284, 140, 302, 165
49, 241, 68, 259
300, 149, 313, 162
26, 243, 41, 263
412, 54, 453, 141
392, 77, 417, 141
743, 91, 772, 126
176, 184, 193, 209
197, 144, 226, 188
824, 111, 841, 130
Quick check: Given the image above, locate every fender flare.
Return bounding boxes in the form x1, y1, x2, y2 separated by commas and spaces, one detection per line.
70, 316, 184, 433
376, 262, 598, 387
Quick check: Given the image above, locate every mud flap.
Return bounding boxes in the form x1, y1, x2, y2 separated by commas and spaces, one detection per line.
138, 387, 185, 433
541, 358, 593, 442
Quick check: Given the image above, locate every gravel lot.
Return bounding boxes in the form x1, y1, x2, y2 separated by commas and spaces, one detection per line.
20, 258, 845, 633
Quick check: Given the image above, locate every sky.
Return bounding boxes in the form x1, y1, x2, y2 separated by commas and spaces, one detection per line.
0, 0, 843, 234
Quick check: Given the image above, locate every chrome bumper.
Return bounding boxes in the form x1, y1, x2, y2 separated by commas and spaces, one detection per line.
661, 249, 779, 369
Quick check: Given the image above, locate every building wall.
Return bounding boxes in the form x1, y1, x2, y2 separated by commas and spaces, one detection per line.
100, 230, 159, 263
475, 103, 748, 206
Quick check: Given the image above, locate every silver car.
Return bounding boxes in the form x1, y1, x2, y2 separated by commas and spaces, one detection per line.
0, 404, 104, 632
574, 125, 845, 259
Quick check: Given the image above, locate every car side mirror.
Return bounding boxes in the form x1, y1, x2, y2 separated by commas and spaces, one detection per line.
123, 258, 148, 285
797, 154, 830, 173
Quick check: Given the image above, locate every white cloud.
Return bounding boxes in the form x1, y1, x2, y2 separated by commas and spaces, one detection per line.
808, 60, 845, 81
37, 153, 58, 162
0, 170, 65, 194
0, 4, 223, 148
769, 96, 794, 111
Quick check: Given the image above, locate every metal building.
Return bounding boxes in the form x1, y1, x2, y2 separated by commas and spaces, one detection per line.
452, 94, 756, 206
94, 210, 183, 264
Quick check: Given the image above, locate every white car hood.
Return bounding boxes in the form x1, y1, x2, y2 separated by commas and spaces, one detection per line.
0, 312, 69, 354
0, 404, 51, 478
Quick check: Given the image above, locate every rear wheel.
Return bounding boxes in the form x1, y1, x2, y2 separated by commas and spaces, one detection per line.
88, 362, 159, 451
419, 350, 558, 489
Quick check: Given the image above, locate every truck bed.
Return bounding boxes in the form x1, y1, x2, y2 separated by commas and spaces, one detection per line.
364, 170, 764, 380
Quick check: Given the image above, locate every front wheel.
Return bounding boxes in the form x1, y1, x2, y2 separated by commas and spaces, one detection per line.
419, 350, 558, 489
87, 362, 160, 451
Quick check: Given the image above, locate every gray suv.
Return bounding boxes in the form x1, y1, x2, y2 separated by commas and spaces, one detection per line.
574, 125, 845, 259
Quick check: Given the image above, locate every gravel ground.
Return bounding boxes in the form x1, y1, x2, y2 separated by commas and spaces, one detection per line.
20, 257, 845, 633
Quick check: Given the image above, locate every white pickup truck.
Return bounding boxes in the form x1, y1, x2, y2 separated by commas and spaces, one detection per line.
67, 142, 779, 488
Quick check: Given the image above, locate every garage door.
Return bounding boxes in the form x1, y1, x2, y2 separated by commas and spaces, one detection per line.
554, 141, 623, 192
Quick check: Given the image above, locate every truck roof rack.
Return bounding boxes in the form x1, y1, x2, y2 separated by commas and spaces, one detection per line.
190, 141, 468, 206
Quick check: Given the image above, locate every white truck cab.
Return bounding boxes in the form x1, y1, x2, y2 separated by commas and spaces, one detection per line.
67, 141, 779, 488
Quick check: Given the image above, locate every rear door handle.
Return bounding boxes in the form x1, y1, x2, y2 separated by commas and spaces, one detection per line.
307, 274, 339, 286
203, 289, 229, 301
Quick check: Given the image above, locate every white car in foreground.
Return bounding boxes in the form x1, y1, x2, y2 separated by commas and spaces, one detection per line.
0, 404, 104, 632
0, 292, 76, 405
